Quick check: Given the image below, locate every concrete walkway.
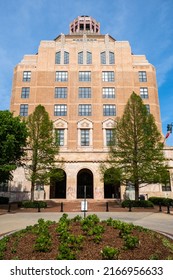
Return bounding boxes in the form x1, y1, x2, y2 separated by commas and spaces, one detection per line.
0, 211, 172, 236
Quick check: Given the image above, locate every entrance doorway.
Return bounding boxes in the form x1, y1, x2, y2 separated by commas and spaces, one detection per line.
50, 169, 66, 198
104, 168, 120, 199
77, 169, 94, 198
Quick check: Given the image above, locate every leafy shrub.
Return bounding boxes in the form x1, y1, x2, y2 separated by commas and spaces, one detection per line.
101, 246, 119, 260
121, 200, 154, 208
20, 200, 47, 208
0, 196, 9, 204
123, 235, 139, 249
0, 236, 9, 259
148, 197, 173, 206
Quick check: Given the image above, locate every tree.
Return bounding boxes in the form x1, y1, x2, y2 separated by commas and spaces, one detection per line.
101, 92, 169, 200
0, 110, 28, 182
26, 105, 62, 201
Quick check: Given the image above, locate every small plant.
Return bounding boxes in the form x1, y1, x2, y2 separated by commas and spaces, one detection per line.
93, 235, 102, 244
123, 235, 139, 250
0, 236, 9, 259
101, 246, 119, 260
149, 253, 159, 260
34, 233, 52, 252
57, 243, 76, 260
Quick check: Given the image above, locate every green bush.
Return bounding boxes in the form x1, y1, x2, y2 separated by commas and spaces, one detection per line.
20, 200, 47, 208
148, 197, 173, 206
121, 200, 154, 208
101, 246, 119, 260
0, 196, 9, 204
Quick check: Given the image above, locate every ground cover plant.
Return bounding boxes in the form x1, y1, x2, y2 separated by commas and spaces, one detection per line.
0, 214, 173, 260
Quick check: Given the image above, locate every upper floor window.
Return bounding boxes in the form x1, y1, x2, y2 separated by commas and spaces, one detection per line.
78, 87, 91, 98
139, 71, 147, 82
20, 104, 28, 116
78, 104, 92, 116
55, 129, 65, 146
64, 51, 69, 64
103, 104, 116, 116
23, 71, 31, 82
78, 51, 84, 64
102, 71, 114, 82
87, 51, 92, 64
55, 51, 61, 64
145, 104, 150, 114
106, 129, 114, 146
79, 71, 91, 82
81, 129, 90, 146
55, 71, 68, 82
21, 87, 30, 98
101, 51, 106, 64
55, 87, 67, 98
140, 87, 148, 99
54, 104, 67, 116
102, 87, 115, 98
109, 52, 115, 64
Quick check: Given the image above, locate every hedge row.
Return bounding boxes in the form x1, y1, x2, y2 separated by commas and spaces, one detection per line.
19, 200, 47, 208
148, 197, 173, 206
121, 200, 154, 208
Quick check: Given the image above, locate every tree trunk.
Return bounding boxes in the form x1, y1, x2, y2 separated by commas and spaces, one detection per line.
135, 182, 139, 201
31, 181, 35, 201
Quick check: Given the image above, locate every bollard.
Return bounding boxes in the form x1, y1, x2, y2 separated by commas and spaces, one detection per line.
106, 202, 109, 212
37, 202, 41, 212
8, 202, 11, 213
159, 202, 162, 212
167, 204, 170, 214
128, 201, 132, 212
60, 202, 63, 212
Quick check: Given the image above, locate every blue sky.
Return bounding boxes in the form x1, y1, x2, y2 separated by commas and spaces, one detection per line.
0, 0, 173, 144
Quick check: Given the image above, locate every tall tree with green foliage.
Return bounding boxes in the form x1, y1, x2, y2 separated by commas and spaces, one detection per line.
26, 105, 62, 201
0, 110, 28, 182
101, 92, 169, 200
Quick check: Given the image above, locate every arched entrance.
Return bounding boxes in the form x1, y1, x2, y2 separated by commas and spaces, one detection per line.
104, 168, 120, 199
77, 169, 94, 198
50, 169, 66, 198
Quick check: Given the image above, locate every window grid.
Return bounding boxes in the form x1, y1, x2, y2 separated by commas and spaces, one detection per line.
21, 87, 30, 98
139, 71, 147, 82
54, 104, 67, 116
102, 71, 114, 82
101, 51, 106, 64
109, 52, 115, 64
106, 129, 114, 146
79, 71, 91, 82
78, 87, 91, 98
55, 129, 64, 146
102, 87, 115, 98
55, 51, 61, 64
140, 87, 148, 99
87, 51, 92, 64
23, 71, 31, 82
78, 51, 83, 64
55, 71, 68, 82
78, 104, 91, 116
20, 104, 28, 116
64, 51, 69, 64
145, 104, 150, 114
55, 87, 67, 98
81, 129, 90, 146
103, 105, 116, 116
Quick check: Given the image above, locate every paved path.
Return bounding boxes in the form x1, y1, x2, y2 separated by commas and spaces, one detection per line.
0, 211, 172, 236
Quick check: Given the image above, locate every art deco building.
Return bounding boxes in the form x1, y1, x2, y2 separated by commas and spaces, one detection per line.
9, 16, 172, 200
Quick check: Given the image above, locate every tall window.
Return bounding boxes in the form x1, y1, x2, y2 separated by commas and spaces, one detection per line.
78, 87, 91, 98
20, 104, 28, 116
23, 71, 31, 82
106, 129, 114, 146
78, 104, 91, 116
139, 71, 147, 82
87, 51, 92, 64
55, 51, 61, 64
103, 105, 116, 116
81, 129, 90, 146
64, 51, 69, 64
78, 51, 84, 64
55, 87, 67, 98
79, 71, 91, 81
101, 51, 106, 64
145, 104, 150, 114
102, 71, 114, 82
55, 129, 64, 146
109, 52, 115, 64
55, 71, 68, 82
54, 104, 67, 116
21, 87, 30, 98
102, 88, 115, 98
140, 87, 148, 99
162, 172, 171, 191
